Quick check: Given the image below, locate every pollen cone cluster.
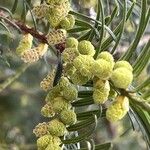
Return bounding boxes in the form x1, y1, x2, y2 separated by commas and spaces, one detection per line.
32, 0, 75, 29
62, 38, 133, 122
32, 0, 75, 51
33, 75, 77, 150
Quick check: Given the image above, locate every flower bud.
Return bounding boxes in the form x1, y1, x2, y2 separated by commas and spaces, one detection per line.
41, 103, 55, 117
63, 63, 76, 77
46, 29, 67, 45
58, 76, 70, 89
46, 2, 70, 28
91, 59, 113, 80
61, 85, 78, 102
78, 40, 95, 56
111, 68, 133, 89
60, 17, 70, 30
60, 109, 77, 125
106, 96, 129, 122
16, 33, 33, 56
73, 55, 94, 77
37, 134, 61, 149
70, 70, 90, 85
62, 48, 79, 63
97, 51, 114, 64
93, 80, 110, 104
114, 61, 133, 72
48, 135, 61, 145
48, 119, 67, 136
67, 14, 75, 29
60, 14, 75, 30
37, 135, 50, 149
45, 86, 61, 102
33, 122, 48, 137
66, 37, 78, 48
53, 97, 71, 113
32, 4, 49, 19
93, 79, 109, 90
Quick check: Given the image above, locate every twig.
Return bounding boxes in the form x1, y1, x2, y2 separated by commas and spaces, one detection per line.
120, 89, 150, 112
15, 21, 48, 43
0, 12, 47, 43
110, 83, 150, 112
0, 64, 29, 93
128, 94, 150, 112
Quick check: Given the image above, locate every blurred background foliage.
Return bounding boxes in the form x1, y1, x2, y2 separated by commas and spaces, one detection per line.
0, 0, 149, 150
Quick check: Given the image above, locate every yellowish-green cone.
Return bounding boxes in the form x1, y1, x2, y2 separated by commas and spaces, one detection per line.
66, 37, 78, 48
58, 76, 70, 89
37, 135, 50, 149
93, 79, 109, 90
91, 59, 113, 80
93, 80, 110, 104
73, 55, 94, 77
48, 135, 61, 145
37, 134, 61, 149
48, 119, 67, 136
70, 70, 90, 85
63, 63, 76, 77
46, 1, 70, 28
111, 67, 133, 89
16, 33, 33, 56
60, 17, 70, 30
106, 96, 129, 122
32, 4, 49, 19
61, 85, 78, 102
114, 61, 133, 72
52, 97, 71, 113
67, 14, 75, 29
60, 109, 77, 125
97, 51, 114, 64
45, 86, 61, 102
78, 40, 95, 56
60, 14, 75, 30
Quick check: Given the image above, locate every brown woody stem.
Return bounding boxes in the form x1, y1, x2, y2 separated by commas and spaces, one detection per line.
0, 12, 48, 43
